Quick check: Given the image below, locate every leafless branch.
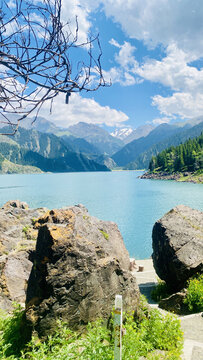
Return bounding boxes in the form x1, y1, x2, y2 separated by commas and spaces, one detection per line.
0, 0, 109, 134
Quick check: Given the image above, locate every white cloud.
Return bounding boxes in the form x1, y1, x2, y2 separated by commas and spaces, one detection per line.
5, 0, 203, 123
99, 0, 203, 58
152, 92, 203, 119
136, 44, 203, 93
104, 39, 141, 86
84, 0, 203, 120
152, 117, 172, 125
39, 92, 129, 127
61, 0, 92, 44
131, 43, 203, 119
105, 40, 203, 119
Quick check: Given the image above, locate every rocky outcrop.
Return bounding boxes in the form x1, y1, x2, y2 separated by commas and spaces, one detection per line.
159, 291, 188, 315
140, 171, 202, 184
140, 172, 181, 181
152, 205, 203, 291
0, 200, 47, 310
25, 205, 140, 336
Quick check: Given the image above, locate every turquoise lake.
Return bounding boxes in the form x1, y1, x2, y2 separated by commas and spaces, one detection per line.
0, 171, 202, 259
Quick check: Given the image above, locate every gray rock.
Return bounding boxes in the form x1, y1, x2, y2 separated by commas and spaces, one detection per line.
26, 206, 140, 336
152, 205, 203, 291
0, 252, 32, 310
159, 291, 188, 314
2, 200, 29, 209
0, 201, 47, 310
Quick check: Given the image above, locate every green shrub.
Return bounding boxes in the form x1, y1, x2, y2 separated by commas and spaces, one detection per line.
0, 299, 183, 360
0, 305, 29, 358
122, 309, 183, 360
184, 274, 203, 312
151, 280, 171, 302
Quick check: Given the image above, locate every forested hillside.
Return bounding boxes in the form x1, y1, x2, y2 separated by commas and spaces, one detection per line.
123, 121, 203, 170
149, 133, 203, 173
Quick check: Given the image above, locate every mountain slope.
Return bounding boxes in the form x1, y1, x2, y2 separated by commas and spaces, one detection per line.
125, 122, 203, 170
112, 122, 203, 168
17, 116, 64, 134
148, 132, 203, 173
123, 124, 154, 144
61, 135, 101, 156
0, 128, 109, 173
112, 123, 184, 166
67, 122, 124, 156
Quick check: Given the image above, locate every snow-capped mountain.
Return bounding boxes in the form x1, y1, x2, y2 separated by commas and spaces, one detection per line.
111, 127, 133, 140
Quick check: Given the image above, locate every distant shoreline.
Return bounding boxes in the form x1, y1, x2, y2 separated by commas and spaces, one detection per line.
140, 171, 203, 184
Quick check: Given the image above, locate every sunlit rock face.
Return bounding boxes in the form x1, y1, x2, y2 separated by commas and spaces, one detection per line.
152, 205, 203, 291
0, 200, 47, 311
25, 205, 140, 337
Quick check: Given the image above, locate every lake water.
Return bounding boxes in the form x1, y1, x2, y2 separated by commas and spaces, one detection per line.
0, 171, 202, 259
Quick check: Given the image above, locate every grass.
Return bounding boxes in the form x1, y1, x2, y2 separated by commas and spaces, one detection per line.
178, 169, 203, 184
0, 297, 183, 360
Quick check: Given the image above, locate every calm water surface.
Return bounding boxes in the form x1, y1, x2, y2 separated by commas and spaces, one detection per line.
0, 171, 202, 259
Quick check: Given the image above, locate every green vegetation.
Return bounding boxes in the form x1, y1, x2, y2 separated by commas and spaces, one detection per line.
0, 298, 183, 360
152, 274, 203, 314
31, 218, 37, 226
22, 226, 30, 235
151, 280, 171, 302
0, 159, 42, 174
0, 127, 109, 174
149, 133, 203, 174
184, 274, 203, 313
99, 229, 109, 240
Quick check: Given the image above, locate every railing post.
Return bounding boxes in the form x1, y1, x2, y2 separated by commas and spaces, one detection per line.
114, 294, 122, 360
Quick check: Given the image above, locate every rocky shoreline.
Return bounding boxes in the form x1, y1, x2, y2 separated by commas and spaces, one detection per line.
140, 171, 203, 184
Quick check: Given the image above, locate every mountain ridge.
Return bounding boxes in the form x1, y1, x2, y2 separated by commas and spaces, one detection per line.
0, 127, 110, 173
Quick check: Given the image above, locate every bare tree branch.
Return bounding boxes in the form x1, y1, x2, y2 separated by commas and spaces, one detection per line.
0, 0, 109, 134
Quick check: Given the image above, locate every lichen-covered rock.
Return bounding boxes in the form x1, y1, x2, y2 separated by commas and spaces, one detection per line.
152, 205, 203, 291
26, 205, 140, 336
0, 201, 47, 310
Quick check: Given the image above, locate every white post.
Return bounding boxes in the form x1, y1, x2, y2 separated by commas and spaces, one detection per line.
114, 295, 122, 360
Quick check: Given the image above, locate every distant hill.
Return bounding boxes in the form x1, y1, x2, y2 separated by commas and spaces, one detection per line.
112, 122, 203, 169
0, 127, 109, 173
174, 115, 203, 128
67, 122, 124, 156
16, 116, 64, 134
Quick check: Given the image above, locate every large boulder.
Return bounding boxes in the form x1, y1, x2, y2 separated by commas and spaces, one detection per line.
152, 205, 203, 291
26, 205, 140, 336
0, 200, 47, 310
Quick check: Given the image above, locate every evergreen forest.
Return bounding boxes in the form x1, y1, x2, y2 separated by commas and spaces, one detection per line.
149, 133, 203, 173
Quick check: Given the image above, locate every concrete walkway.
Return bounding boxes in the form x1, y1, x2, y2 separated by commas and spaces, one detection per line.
131, 259, 203, 360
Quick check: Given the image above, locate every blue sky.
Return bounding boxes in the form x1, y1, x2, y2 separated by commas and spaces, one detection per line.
6, 0, 203, 131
